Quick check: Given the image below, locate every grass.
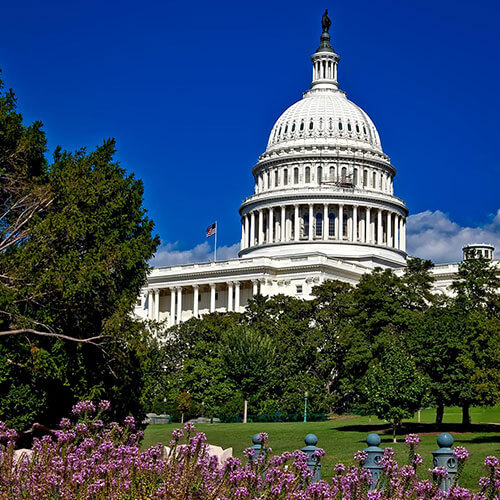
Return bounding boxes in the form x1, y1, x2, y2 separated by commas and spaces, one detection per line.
143, 407, 500, 490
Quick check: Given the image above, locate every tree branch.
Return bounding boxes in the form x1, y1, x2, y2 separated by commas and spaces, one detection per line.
0, 328, 109, 347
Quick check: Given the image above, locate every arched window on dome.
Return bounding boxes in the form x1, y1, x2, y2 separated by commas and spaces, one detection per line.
347, 121, 352, 132
353, 168, 358, 186
329, 118, 333, 130
267, 172, 270, 190
292, 122, 296, 132
343, 213, 348, 239
278, 126, 282, 137
341, 167, 347, 182
305, 167, 310, 183
372, 171, 377, 189
363, 126, 367, 135
363, 170, 368, 187
329, 166, 335, 181
329, 213, 335, 237
316, 213, 322, 237
338, 121, 343, 131
355, 123, 360, 133
309, 120, 314, 130
300, 121, 304, 132
294, 167, 299, 184
317, 166, 323, 184
284, 123, 288, 134
274, 170, 279, 187
283, 169, 288, 186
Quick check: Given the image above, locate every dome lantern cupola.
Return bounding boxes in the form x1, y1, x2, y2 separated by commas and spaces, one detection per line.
310, 9, 340, 91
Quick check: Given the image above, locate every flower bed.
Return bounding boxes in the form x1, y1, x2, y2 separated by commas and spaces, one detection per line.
1, 402, 499, 499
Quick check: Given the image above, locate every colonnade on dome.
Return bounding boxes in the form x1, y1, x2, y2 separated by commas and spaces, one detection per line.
240, 202, 406, 252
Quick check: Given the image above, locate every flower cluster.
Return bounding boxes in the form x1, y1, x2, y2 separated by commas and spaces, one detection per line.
0, 414, 498, 499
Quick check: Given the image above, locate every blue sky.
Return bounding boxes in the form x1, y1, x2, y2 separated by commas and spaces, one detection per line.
2, 0, 499, 263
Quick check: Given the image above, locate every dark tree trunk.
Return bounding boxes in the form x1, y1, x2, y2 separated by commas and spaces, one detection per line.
462, 403, 471, 427
436, 403, 444, 426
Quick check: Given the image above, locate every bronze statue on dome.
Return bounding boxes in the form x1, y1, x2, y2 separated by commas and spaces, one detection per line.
321, 9, 332, 34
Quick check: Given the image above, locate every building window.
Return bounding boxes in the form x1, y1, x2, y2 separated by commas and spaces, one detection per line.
309, 120, 314, 130
284, 169, 288, 185
292, 122, 296, 132
341, 167, 347, 182
267, 172, 270, 189
316, 213, 322, 236
317, 166, 322, 183
347, 121, 352, 132
198, 294, 201, 302
338, 121, 343, 131
305, 167, 310, 183
300, 121, 304, 131
275, 170, 279, 187
343, 213, 348, 237
373, 171, 377, 188
363, 170, 368, 187
303, 213, 309, 237
329, 213, 335, 236
329, 166, 335, 180
356, 123, 360, 133
294, 167, 299, 184
353, 168, 358, 185
284, 124, 288, 134
296, 285, 303, 294
215, 292, 219, 301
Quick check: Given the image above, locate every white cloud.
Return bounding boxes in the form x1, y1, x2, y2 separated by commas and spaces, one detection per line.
407, 209, 500, 263
151, 241, 240, 267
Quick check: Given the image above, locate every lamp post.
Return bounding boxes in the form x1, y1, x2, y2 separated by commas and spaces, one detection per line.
163, 397, 167, 415
304, 391, 308, 423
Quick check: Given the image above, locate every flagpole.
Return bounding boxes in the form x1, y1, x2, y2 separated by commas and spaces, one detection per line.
214, 221, 217, 262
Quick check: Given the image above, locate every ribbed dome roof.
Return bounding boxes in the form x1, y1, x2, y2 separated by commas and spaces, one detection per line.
266, 90, 382, 153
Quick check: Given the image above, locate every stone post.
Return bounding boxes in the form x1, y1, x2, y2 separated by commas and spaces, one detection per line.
432, 433, 457, 492
301, 433, 322, 482
363, 433, 384, 490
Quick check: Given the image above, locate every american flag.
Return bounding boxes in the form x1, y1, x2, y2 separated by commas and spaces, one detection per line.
206, 222, 216, 238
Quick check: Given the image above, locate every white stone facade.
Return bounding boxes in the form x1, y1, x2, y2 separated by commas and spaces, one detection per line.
134, 23, 496, 326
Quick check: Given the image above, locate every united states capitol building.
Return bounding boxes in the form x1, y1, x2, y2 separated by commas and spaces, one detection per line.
135, 14, 496, 326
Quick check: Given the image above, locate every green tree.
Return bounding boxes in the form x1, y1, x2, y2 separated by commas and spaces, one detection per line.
0, 75, 159, 427
362, 342, 426, 442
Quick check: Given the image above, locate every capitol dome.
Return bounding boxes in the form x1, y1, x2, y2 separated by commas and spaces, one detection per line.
267, 91, 382, 153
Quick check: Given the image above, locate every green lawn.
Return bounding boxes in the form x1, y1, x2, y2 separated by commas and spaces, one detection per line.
143, 407, 500, 490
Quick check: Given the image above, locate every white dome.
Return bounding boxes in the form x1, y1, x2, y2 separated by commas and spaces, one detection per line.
266, 90, 382, 153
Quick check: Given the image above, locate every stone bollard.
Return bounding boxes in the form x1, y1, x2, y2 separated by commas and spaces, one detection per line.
432, 433, 457, 492
363, 433, 384, 490
301, 433, 322, 482
249, 433, 265, 463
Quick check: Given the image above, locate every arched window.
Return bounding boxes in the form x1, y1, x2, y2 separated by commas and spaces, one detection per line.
294, 167, 299, 184
316, 213, 323, 236
373, 172, 377, 188
278, 126, 282, 136
284, 124, 288, 134
347, 122, 352, 132
300, 121, 304, 131
341, 167, 347, 182
363, 170, 368, 187
363, 126, 367, 135
329, 166, 335, 180
329, 118, 333, 130
305, 167, 310, 183
317, 166, 323, 183
353, 168, 358, 185
267, 172, 270, 189
328, 213, 335, 237
303, 213, 309, 238
338, 121, 343, 131
309, 120, 314, 130
355, 124, 360, 133
283, 169, 288, 185
275, 170, 279, 187
343, 213, 348, 238
292, 122, 296, 132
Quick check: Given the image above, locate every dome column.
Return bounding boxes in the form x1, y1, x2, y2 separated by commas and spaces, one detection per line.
169, 287, 176, 326
227, 282, 233, 312
176, 287, 183, 324
338, 204, 344, 240
269, 207, 274, 243
387, 212, 392, 247
193, 285, 199, 318
234, 281, 240, 313
377, 209, 383, 245
393, 215, 399, 249
281, 206, 286, 242
353, 205, 358, 242
250, 211, 256, 247
240, 219, 245, 251
366, 208, 371, 243
294, 205, 300, 241
400, 218, 406, 252
209, 283, 216, 313
308, 204, 314, 240
323, 204, 329, 240
258, 209, 264, 245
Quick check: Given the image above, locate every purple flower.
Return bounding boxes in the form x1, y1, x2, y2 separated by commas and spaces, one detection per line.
98, 400, 111, 411
405, 433, 420, 446
454, 446, 471, 461
484, 456, 499, 468
71, 400, 96, 415
353, 450, 368, 463
312, 448, 325, 458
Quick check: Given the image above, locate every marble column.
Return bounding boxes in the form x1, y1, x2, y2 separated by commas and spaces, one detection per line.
258, 209, 264, 244
366, 207, 371, 243
294, 204, 299, 241
308, 204, 314, 240
147, 289, 153, 320
387, 212, 392, 247
338, 204, 344, 240
244, 215, 249, 249
353, 205, 358, 242
250, 211, 255, 247
281, 206, 286, 242
169, 288, 175, 326
401, 219, 406, 252
377, 209, 383, 245
269, 207, 274, 243
393, 214, 399, 249
227, 282, 233, 312
193, 285, 199, 318
154, 288, 160, 321
234, 281, 240, 313
323, 203, 328, 239
252, 280, 258, 296
240, 219, 245, 251
176, 287, 183, 325
210, 283, 216, 313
